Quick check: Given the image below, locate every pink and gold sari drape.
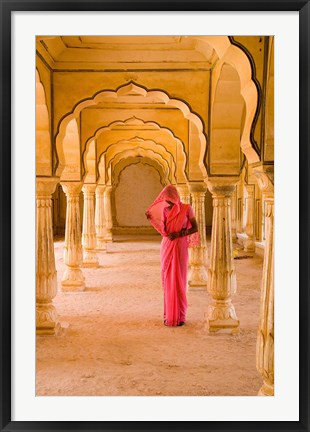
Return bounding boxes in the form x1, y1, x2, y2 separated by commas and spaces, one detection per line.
146, 185, 199, 326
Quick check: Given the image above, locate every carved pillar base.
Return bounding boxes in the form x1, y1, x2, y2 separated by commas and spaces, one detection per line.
188, 247, 208, 288
82, 250, 100, 268
258, 382, 274, 396
104, 232, 113, 243
61, 267, 85, 291
206, 299, 239, 333
36, 303, 60, 336
244, 237, 256, 252
231, 230, 238, 242
96, 238, 106, 251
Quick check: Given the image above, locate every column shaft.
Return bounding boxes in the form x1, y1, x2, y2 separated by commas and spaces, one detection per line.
231, 189, 237, 241
188, 185, 208, 288
82, 184, 99, 267
236, 181, 244, 234
95, 185, 106, 250
104, 186, 113, 242
254, 168, 274, 396
177, 184, 191, 204
36, 177, 59, 335
61, 182, 85, 291
206, 180, 239, 333
244, 184, 256, 252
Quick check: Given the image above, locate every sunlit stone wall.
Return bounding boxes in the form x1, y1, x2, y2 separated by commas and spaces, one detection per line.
114, 163, 163, 231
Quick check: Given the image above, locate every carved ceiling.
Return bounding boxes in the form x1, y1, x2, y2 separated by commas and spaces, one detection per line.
36, 36, 218, 70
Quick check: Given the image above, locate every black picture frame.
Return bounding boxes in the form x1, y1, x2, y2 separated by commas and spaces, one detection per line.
1, 1, 309, 431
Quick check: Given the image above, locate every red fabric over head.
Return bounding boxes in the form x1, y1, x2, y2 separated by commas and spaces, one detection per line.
146, 185, 200, 247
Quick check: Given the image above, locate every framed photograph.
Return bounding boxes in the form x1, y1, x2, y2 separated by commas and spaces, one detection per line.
1, 0, 308, 431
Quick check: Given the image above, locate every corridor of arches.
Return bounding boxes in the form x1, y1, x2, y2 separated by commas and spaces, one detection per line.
36, 35, 274, 396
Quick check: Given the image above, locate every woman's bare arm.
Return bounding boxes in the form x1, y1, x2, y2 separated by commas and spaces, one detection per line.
186, 217, 198, 236
168, 217, 198, 240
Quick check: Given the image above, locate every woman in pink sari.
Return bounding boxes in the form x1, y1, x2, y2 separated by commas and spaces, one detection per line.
146, 185, 199, 327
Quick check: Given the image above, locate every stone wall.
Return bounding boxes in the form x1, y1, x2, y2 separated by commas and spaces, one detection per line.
113, 163, 163, 232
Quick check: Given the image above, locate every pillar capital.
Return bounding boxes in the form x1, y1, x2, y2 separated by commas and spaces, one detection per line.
96, 184, 106, 195
36, 176, 59, 197
82, 183, 97, 194
188, 182, 208, 193
206, 177, 239, 196
177, 184, 190, 204
245, 183, 255, 196
105, 185, 113, 195
253, 165, 274, 198
61, 181, 83, 196
176, 184, 189, 194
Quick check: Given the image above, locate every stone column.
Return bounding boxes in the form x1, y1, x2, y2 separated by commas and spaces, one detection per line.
254, 167, 274, 396
95, 185, 106, 250
82, 184, 99, 267
244, 184, 256, 252
104, 185, 113, 242
231, 189, 237, 241
61, 182, 85, 291
236, 181, 244, 234
177, 184, 190, 204
188, 183, 208, 288
36, 177, 59, 335
206, 178, 239, 333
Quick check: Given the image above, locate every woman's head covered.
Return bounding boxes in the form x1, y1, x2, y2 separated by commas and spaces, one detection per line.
161, 185, 180, 205
145, 185, 180, 236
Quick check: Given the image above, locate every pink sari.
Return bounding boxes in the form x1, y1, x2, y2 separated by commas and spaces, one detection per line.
146, 185, 199, 326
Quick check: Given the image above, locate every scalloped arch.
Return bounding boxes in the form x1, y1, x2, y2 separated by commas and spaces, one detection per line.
55, 82, 207, 179
199, 37, 259, 163
83, 119, 187, 183
83, 116, 187, 159
55, 36, 259, 178
112, 157, 167, 189
106, 146, 174, 186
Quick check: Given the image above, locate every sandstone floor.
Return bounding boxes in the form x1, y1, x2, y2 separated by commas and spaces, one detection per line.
36, 235, 263, 396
